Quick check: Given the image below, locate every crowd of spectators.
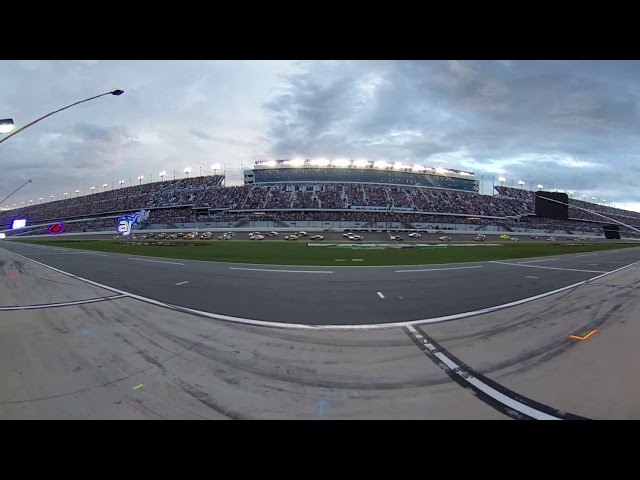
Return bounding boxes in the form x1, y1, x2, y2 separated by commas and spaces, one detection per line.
4, 178, 640, 237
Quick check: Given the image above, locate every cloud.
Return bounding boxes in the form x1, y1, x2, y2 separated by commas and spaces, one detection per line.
3, 60, 640, 211
265, 60, 640, 206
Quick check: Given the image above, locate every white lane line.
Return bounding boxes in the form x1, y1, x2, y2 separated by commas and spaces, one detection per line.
395, 266, 483, 273
377, 291, 385, 299
229, 267, 333, 274
79, 252, 107, 256
18, 253, 79, 255
176, 281, 189, 286
405, 326, 561, 420
490, 261, 607, 274
518, 258, 561, 263
576, 253, 598, 257
127, 258, 185, 265
4, 247, 640, 331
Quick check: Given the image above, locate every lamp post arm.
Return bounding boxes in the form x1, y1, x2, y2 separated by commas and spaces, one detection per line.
0, 179, 32, 206
0, 89, 123, 145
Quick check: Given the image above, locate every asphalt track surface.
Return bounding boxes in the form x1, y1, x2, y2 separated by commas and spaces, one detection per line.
2, 237, 640, 419
1, 235, 639, 326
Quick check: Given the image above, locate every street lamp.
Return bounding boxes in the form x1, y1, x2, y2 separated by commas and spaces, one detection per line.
137, 175, 144, 185
0, 119, 15, 134
119, 179, 125, 188
0, 89, 124, 146
159, 171, 166, 181
184, 167, 192, 178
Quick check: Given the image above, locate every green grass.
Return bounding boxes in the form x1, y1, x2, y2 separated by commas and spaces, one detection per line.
13, 238, 640, 266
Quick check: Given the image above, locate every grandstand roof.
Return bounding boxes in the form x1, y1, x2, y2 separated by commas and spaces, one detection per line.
253, 159, 476, 179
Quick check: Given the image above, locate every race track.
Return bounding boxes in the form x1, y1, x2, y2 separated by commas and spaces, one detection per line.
1, 238, 639, 419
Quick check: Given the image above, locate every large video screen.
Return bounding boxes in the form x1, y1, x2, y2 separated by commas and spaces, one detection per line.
535, 192, 569, 220
11, 218, 26, 229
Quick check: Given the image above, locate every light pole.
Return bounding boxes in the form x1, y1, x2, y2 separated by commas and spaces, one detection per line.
64, 192, 68, 199
498, 176, 506, 188
211, 163, 221, 175
119, 180, 125, 189
49, 195, 54, 202
137, 175, 144, 185
0, 178, 32, 207
159, 171, 166, 181
39, 197, 43, 204
0, 119, 14, 134
75, 190, 80, 197
537, 184, 544, 190
0, 89, 124, 146
90, 187, 95, 194
103, 183, 108, 192
184, 167, 192, 178
518, 180, 525, 189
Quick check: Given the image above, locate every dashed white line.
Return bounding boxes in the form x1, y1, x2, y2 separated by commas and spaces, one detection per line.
576, 253, 598, 257
230, 267, 333, 274
127, 258, 185, 265
377, 291, 385, 299
518, 258, 561, 263
395, 266, 483, 273
490, 261, 607, 273
176, 281, 189, 286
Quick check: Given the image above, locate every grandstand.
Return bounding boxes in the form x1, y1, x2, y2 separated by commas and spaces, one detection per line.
244, 158, 479, 192
2, 158, 639, 238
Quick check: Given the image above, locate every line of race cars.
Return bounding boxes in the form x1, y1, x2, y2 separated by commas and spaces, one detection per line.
113, 231, 598, 243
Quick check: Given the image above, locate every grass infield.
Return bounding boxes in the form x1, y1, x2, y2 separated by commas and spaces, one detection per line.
13, 238, 640, 266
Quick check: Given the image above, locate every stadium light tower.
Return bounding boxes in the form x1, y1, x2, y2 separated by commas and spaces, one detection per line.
537, 184, 544, 189
159, 171, 166, 181
0, 89, 124, 146
184, 167, 192, 178
137, 175, 144, 185
49, 195, 54, 201
39, 197, 43, 203
0, 118, 15, 134
63, 192, 68, 199
103, 183, 108, 191
90, 187, 95, 194
498, 176, 506, 187
211, 163, 221, 174
518, 180, 525, 189
119, 179, 125, 188
75, 190, 80, 197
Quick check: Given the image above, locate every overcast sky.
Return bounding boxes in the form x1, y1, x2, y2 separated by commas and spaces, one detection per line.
2, 60, 640, 210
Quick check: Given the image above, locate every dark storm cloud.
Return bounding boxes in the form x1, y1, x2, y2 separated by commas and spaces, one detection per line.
264, 60, 640, 206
